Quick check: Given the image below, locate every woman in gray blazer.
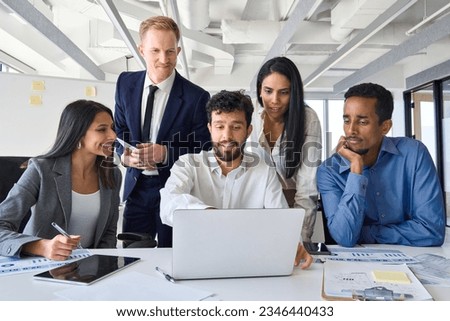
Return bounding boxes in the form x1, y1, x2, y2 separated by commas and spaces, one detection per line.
0, 100, 121, 260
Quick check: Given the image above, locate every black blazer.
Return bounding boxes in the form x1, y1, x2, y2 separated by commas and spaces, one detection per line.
114, 70, 211, 200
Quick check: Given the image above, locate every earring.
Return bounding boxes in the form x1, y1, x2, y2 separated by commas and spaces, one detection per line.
77, 142, 81, 149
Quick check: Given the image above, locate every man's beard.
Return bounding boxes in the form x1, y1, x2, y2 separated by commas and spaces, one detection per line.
347, 146, 369, 155
213, 141, 245, 162
344, 137, 369, 155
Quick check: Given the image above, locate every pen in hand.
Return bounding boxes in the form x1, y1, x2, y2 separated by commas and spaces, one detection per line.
155, 266, 175, 283
51, 222, 83, 249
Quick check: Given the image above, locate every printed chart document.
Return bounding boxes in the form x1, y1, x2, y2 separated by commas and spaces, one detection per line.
409, 253, 450, 286
322, 260, 433, 301
325, 247, 418, 263
0, 249, 91, 276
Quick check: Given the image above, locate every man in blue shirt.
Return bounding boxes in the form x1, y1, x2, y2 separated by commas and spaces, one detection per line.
317, 82, 445, 247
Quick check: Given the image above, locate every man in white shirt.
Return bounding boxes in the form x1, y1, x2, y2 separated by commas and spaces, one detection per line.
160, 90, 312, 269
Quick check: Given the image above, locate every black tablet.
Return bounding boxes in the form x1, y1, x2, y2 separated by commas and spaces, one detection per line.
33, 254, 140, 285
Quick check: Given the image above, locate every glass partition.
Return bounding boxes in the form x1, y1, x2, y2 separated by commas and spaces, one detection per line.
411, 85, 437, 165
442, 79, 450, 218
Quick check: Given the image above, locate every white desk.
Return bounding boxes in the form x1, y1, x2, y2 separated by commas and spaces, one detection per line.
0, 247, 323, 301
1, 235, 450, 301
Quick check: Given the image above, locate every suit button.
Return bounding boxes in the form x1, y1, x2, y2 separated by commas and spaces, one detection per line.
7, 247, 11, 254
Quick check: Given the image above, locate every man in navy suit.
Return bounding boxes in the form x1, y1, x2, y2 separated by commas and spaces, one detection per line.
114, 16, 211, 247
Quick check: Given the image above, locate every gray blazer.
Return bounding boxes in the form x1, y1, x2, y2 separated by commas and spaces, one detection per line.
0, 155, 122, 257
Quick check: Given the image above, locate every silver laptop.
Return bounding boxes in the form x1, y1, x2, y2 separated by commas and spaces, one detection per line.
172, 208, 304, 280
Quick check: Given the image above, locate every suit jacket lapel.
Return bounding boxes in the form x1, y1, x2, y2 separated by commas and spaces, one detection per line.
94, 182, 111, 247
53, 155, 112, 248
53, 155, 72, 228
127, 71, 146, 143
157, 72, 183, 142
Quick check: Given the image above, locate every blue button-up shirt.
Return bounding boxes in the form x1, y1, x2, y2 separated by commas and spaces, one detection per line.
318, 136, 445, 247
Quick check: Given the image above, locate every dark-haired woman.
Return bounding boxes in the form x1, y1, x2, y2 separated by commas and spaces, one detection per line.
251, 57, 322, 242
0, 100, 121, 260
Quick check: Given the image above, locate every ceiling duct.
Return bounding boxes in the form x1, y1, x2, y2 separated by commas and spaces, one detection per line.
330, 0, 397, 41
221, 19, 283, 44
177, 0, 210, 30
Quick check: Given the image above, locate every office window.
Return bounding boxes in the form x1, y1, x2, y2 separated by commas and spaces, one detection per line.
327, 100, 345, 157
442, 79, 450, 196
406, 85, 439, 173
305, 100, 325, 161
306, 99, 345, 159
415, 87, 437, 164
405, 79, 448, 218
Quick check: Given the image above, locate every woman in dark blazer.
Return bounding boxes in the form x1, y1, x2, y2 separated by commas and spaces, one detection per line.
0, 100, 121, 260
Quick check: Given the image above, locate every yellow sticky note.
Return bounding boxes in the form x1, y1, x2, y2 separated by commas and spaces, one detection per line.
372, 270, 411, 284
29, 95, 42, 105
31, 80, 45, 91
85, 86, 97, 97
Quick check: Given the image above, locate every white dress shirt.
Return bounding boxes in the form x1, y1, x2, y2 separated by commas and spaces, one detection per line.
249, 106, 322, 241
141, 71, 175, 175
159, 149, 288, 227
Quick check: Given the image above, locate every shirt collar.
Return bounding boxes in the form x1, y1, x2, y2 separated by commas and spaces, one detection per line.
207, 150, 220, 174
379, 136, 400, 156
207, 150, 250, 175
143, 70, 176, 94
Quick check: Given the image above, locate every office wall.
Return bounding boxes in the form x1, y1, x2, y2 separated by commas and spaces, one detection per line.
0, 73, 115, 157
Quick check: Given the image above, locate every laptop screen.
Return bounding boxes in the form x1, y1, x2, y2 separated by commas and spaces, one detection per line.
172, 208, 304, 280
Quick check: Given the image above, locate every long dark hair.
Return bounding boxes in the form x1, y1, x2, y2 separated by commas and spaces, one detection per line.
256, 56, 306, 178
40, 100, 117, 189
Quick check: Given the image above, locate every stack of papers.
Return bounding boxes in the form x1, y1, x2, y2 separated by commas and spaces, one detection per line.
322, 260, 433, 301
409, 253, 450, 286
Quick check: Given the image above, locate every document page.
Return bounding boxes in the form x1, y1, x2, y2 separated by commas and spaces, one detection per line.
409, 253, 450, 286
0, 249, 91, 276
325, 247, 418, 263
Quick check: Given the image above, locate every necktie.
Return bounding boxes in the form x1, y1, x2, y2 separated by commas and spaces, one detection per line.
142, 85, 158, 142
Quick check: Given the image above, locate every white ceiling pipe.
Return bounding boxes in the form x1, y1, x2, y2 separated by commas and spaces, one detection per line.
405, 2, 450, 35
177, 0, 210, 30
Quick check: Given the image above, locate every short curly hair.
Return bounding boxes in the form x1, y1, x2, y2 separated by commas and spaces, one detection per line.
206, 90, 254, 128
344, 83, 393, 124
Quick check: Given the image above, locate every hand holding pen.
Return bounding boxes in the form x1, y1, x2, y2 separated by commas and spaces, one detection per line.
51, 222, 83, 249
21, 222, 82, 261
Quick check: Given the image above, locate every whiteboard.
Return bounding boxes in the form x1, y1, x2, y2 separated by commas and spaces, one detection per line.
0, 73, 115, 157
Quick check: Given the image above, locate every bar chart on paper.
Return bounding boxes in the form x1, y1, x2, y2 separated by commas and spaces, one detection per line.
0, 249, 91, 276
325, 247, 419, 263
